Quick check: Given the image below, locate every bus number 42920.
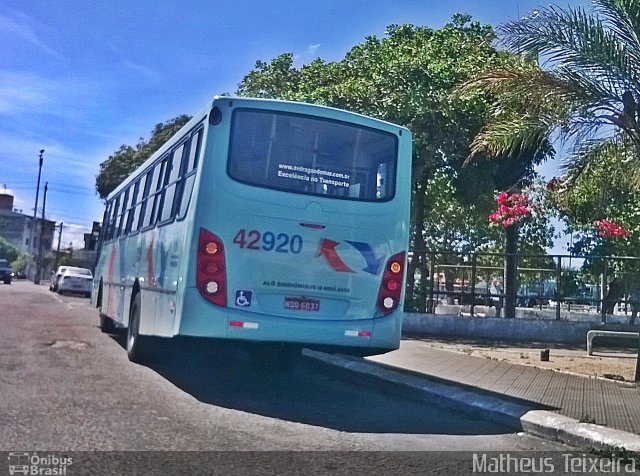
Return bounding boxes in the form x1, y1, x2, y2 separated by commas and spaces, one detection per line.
233, 229, 303, 254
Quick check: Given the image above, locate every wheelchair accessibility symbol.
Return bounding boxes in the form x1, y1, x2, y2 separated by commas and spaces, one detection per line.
235, 290, 253, 307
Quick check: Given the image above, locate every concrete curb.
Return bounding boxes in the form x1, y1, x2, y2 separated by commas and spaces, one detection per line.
302, 348, 640, 452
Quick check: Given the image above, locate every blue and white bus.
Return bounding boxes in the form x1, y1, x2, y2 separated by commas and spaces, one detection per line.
93, 96, 412, 362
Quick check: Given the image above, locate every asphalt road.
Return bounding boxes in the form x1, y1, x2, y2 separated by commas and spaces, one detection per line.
0, 280, 574, 474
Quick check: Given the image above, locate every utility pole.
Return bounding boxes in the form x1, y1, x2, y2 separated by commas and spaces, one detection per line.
34, 182, 48, 284
54, 222, 63, 271
28, 149, 45, 282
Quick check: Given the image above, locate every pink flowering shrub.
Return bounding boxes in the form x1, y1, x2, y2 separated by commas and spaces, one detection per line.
489, 192, 531, 228
592, 219, 630, 239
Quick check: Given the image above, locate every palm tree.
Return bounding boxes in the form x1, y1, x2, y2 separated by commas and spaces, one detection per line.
460, 0, 640, 181
461, 0, 640, 375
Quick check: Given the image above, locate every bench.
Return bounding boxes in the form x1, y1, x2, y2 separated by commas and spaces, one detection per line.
586, 330, 639, 356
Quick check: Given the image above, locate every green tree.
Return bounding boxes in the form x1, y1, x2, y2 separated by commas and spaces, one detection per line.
237, 17, 545, 184
11, 253, 29, 274
238, 16, 552, 306
550, 139, 640, 257
96, 115, 192, 199
237, 54, 301, 100
0, 236, 20, 262
459, 0, 640, 318
548, 141, 640, 311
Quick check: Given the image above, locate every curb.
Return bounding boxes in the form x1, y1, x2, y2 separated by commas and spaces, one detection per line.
302, 348, 640, 452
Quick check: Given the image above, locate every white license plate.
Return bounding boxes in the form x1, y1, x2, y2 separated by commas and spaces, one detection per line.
284, 297, 320, 311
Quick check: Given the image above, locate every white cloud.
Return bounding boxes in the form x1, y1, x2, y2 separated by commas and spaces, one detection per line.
123, 60, 162, 83
0, 72, 50, 114
308, 43, 321, 55
0, 131, 96, 176
0, 70, 106, 119
0, 9, 60, 58
60, 223, 91, 250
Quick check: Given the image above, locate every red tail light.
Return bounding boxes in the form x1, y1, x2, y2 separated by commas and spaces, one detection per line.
196, 228, 227, 307
376, 252, 405, 316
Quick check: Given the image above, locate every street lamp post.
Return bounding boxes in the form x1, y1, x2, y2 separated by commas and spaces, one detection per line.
35, 182, 48, 285
28, 149, 44, 283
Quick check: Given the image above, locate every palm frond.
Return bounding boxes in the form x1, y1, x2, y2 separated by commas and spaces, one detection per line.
594, 0, 640, 84
500, 4, 640, 93
461, 61, 640, 155
562, 134, 640, 184
467, 113, 553, 161
461, 65, 583, 111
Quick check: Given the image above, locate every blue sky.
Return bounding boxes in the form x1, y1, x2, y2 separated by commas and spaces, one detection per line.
0, 0, 584, 248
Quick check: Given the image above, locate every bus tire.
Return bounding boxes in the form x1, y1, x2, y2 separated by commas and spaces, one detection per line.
127, 292, 150, 363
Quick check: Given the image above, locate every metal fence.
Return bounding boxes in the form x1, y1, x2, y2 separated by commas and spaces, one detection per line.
405, 250, 640, 323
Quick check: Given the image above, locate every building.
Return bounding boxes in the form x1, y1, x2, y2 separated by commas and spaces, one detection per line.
83, 221, 101, 251
0, 192, 56, 258
69, 221, 101, 271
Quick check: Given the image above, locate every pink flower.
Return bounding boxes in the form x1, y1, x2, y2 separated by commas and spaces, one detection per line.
496, 192, 509, 206
592, 220, 630, 239
489, 192, 531, 227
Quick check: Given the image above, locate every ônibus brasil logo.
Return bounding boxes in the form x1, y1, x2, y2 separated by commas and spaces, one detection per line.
8, 452, 72, 475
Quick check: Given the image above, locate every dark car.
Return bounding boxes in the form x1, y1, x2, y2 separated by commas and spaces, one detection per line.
0, 259, 14, 284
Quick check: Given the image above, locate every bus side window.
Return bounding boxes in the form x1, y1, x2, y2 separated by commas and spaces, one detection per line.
142, 160, 166, 230
177, 129, 202, 220
131, 173, 149, 233
160, 142, 185, 223
107, 196, 121, 241
98, 203, 111, 246
124, 180, 140, 235
102, 201, 113, 242
116, 188, 130, 238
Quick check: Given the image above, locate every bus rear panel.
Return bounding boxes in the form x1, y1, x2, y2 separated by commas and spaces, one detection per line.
177, 99, 411, 355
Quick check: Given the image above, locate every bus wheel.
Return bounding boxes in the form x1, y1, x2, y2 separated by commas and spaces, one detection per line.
127, 293, 150, 363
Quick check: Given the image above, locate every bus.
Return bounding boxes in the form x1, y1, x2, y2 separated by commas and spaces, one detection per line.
92, 96, 412, 362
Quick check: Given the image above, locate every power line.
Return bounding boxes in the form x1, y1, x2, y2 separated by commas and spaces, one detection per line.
7, 185, 97, 197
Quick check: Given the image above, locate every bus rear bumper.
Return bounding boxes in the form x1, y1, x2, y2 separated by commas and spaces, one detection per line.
177, 295, 402, 356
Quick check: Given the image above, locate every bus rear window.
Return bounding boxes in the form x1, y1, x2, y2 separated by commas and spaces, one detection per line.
227, 109, 398, 201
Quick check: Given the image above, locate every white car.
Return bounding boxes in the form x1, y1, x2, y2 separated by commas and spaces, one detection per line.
57, 267, 93, 297
50, 266, 70, 291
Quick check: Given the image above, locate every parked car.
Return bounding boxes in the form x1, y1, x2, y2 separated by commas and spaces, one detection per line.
49, 266, 70, 292
0, 259, 13, 284
56, 267, 93, 297
517, 281, 556, 307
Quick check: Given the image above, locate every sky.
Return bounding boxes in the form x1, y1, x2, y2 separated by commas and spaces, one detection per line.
0, 0, 585, 249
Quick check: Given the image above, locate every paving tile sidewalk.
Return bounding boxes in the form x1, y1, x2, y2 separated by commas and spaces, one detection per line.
368, 339, 640, 435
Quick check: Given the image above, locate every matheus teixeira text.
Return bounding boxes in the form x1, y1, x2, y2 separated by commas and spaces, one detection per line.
472, 453, 636, 474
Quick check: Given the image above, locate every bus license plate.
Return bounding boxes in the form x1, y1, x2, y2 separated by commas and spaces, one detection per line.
284, 297, 320, 312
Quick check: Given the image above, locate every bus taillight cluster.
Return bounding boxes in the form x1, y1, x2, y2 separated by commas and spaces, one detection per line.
376, 252, 405, 316
197, 228, 227, 307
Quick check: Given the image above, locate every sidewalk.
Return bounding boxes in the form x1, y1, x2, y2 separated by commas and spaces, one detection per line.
303, 337, 640, 451
369, 339, 640, 435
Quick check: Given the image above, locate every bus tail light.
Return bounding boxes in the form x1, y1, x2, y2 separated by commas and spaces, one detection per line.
376, 252, 405, 316
196, 228, 227, 307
